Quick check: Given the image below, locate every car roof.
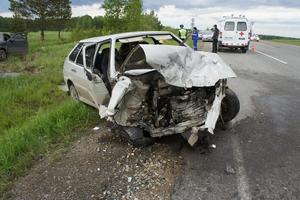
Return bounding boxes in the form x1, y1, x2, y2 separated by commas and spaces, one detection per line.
79, 31, 172, 43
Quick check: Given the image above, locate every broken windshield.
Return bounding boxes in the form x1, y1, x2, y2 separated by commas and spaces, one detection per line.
121, 45, 152, 72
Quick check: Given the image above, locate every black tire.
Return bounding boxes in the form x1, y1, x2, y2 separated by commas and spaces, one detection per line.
218, 45, 222, 52
0, 49, 7, 61
241, 47, 247, 53
221, 88, 240, 122
69, 84, 79, 101
122, 127, 155, 148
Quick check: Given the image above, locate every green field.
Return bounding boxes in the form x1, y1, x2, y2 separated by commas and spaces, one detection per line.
0, 32, 97, 196
271, 39, 300, 46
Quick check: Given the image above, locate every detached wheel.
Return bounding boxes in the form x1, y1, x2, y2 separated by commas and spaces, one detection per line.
0, 49, 7, 61
221, 88, 240, 122
69, 84, 79, 101
122, 127, 155, 148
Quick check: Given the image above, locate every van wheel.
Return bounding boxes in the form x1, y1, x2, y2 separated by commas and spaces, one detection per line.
69, 84, 79, 101
221, 88, 240, 122
241, 48, 247, 53
0, 49, 7, 61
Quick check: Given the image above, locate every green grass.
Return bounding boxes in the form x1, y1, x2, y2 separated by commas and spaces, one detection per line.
0, 31, 97, 196
271, 39, 300, 47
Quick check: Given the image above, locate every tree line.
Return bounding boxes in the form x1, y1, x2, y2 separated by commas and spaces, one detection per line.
2, 0, 162, 41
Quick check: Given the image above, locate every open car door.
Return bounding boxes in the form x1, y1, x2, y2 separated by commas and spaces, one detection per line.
82, 43, 110, 109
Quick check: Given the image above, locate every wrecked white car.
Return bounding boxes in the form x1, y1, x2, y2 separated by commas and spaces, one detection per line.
63, 31, 240, 147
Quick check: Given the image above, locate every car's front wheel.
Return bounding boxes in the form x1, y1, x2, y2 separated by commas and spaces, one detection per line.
69, 84, 79, 101
122, 127, 155, 148
221, 88, 240, 122
0, 49, 7, 61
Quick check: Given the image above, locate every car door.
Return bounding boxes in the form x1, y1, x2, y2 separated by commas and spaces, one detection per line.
82, 42, 110, 108
7, 33, 28, 55
223, 21, 236, 45
237, 21, 248, 44
68, 43, 96, 106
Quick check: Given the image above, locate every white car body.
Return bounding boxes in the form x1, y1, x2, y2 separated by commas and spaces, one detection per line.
63, 31, 239, 146
217, 16, 252, 52
251, 34, 260, 42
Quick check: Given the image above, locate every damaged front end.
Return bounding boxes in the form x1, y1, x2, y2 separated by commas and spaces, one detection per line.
101, 45, 238, 146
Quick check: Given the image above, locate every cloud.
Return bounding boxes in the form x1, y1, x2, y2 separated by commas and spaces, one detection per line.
1, 0, 300, 38
155, 5, 300, 38
71, 3, 105, 17
0, 11, 12, 17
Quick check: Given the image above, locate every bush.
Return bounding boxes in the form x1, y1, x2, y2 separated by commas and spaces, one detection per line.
70, 27, 111, 42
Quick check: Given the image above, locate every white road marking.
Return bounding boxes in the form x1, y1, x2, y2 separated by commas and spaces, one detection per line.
256, 50, 288, 65
232, 135, 252, 200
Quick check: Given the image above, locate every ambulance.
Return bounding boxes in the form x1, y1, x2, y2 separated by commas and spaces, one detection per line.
217, 15, 252, 53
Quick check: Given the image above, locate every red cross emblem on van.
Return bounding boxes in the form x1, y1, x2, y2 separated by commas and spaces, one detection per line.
239, 31, 244, 36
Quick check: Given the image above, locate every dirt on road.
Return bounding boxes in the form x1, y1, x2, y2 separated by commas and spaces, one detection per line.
6, 122, 184, 200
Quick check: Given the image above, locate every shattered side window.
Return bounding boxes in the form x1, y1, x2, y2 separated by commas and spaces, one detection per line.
69, 43, 83, 62
85, 44, 96, 69
76, 49, 84, 66
122, 46, 152, 71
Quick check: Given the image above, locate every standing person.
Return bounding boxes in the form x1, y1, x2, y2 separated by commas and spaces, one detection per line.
192, 27, 199, 50
212, 24, 219, 53
178, 24, 187, 41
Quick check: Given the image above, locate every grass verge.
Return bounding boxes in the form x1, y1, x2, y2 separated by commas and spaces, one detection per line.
267, 39, 300, 47
0, 101, 97, 196
0, 31, 99, 196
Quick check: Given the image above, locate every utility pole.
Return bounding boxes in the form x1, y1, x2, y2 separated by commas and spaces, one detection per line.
191, 18, 195, 30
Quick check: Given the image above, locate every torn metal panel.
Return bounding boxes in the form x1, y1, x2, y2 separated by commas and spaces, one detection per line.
99, 76, 132, 118
139, 44, 236, 87
201, 82, 226, 134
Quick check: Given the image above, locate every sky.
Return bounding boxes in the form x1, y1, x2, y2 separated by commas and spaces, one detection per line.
1, 0, 300, 38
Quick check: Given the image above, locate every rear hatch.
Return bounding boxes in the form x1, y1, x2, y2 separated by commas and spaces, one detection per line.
222, 20, 249, 47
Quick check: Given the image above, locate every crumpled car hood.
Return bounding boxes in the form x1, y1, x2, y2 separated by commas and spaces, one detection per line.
138, 44, 236, 87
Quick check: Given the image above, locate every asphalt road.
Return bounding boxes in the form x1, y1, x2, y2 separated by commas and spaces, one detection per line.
172, 41, 300, 200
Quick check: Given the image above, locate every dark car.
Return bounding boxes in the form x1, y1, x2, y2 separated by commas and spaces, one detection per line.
0, 32, 28, 61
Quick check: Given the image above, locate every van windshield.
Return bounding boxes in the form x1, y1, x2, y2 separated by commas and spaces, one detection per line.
224, 21, 235, 31
237, 22, 247, 31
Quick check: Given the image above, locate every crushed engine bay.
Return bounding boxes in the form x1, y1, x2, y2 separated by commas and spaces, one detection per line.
100, 45, 237, 146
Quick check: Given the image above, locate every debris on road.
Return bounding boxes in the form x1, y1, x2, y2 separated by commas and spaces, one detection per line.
8, 127, 183, 199
225, 164, 236, 175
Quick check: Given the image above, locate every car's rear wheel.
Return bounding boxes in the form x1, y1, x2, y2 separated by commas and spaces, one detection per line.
0, 49, 7, 61
221, 88, 240, 122
69, 84, 79, 101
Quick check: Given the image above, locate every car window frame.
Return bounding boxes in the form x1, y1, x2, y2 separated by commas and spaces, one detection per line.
69, 43, 84, 63
84, 43, 97, 70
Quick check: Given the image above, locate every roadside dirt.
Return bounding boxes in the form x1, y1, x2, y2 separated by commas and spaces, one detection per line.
7, 122, 184, 200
